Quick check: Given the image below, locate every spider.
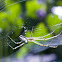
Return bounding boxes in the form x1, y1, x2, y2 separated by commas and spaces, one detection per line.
8, 29, 62, 50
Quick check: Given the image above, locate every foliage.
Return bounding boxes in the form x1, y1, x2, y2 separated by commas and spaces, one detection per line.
0, 0, 62, 61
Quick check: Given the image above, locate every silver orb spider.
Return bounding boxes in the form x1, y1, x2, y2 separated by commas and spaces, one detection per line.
8, 30, 62, 50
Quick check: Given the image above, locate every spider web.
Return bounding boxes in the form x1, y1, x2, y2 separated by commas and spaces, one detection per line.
0, 0, 62, 53
0, 0, 26, 12
0, 0, 26, 47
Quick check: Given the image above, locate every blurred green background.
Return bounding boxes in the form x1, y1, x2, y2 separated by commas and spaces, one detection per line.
0, 0, 62, 62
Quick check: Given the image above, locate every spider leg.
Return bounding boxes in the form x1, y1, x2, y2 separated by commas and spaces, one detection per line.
34, 31, 62, 41
49, 45, 58, 48
39, 28, 57, 38
32, 41, 58, 48
53, 23, 62, 27
32, 31, 62, 48
42, 31, 61, 48
30, 27, 34, 37
7, 43, 25, 50
48, 38, 61, 48
32, 41, 50, 47
8, 36, 22, 44
45, 39, 58, 48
